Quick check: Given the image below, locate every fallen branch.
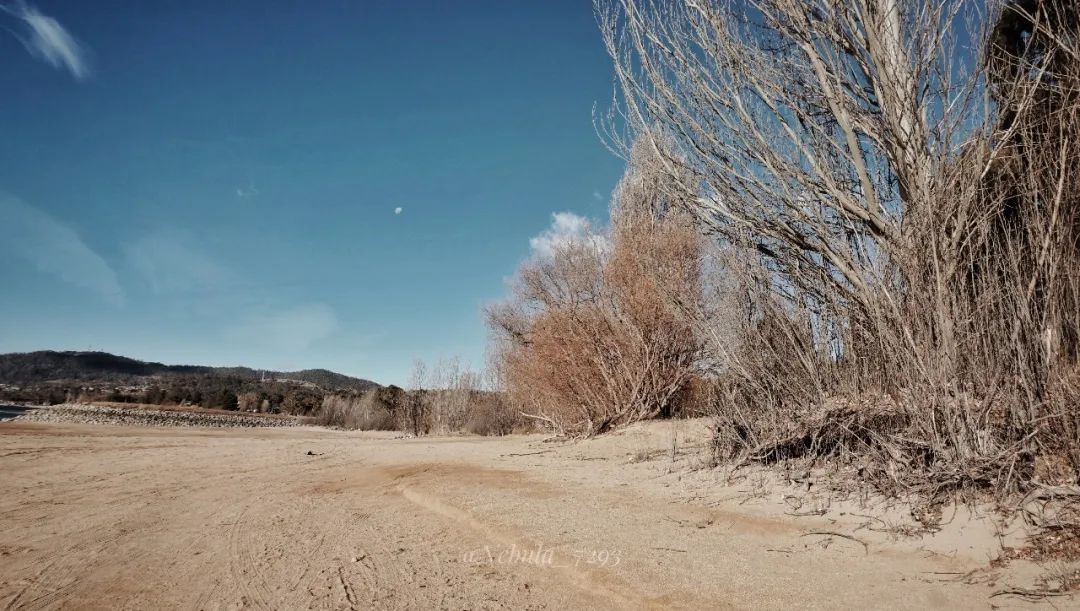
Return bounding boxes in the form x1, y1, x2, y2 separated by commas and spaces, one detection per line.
801, 530, 869, 554
502, 450, 554, 457
786, 509, 828, 517
990, 587, 1074, 601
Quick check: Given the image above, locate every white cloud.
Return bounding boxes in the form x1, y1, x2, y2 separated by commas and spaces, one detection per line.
529, 211, 608, 257
592, 190, 603, 201
235, 185, 259, 199
124, 230, 231, 295
224, 303, 339, 352
2, 3, 90, 80
394, 206, 403, 215
0, 193, 123, 304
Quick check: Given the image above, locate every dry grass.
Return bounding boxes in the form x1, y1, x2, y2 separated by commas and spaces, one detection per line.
315, 389, 398, 431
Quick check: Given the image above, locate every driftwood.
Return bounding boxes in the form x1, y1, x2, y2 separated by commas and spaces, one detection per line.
801, 530, 869, 554
501, 450, 554, 458
990, 587, 1074, 601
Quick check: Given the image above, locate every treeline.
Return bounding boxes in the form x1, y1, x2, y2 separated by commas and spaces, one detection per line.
0, 351, 377, 392
1, 376, 326, 415
486, 0, 1080, 499
314, 358, 524, 436
0, 350, 379, 416
134, 376, 324, 414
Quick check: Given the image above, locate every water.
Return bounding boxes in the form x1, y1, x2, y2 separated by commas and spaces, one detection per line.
0, 404, 40, 420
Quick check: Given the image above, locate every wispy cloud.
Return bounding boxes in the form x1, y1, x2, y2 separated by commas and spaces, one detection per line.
2, 2, 90, 80
0, 193, 123, 304
394, 206, 403, 215
124, 230, 231, 295
529, 211, 607, 257
592, 190, 603, 201
224, 303, 339, 352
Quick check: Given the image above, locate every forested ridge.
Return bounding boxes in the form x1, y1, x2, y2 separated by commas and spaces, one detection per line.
0, 350, 378, 413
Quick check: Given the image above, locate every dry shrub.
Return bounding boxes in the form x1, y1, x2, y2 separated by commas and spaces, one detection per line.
462, 391, 520, 436
488, 144, 703, 436
398, 358, 522, 436
426, 358, 479, 433
236, 392, 261, 412
315, 387, 402, 430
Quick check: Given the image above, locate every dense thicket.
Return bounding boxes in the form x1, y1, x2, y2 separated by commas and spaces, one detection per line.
584, 0, 1080, 496
485, 0, 1080, 498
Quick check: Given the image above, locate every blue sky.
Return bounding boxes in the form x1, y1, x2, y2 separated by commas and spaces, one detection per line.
0, 0, 625, 385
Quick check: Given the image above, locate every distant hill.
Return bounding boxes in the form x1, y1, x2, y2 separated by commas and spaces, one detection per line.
0, 351, 379, 393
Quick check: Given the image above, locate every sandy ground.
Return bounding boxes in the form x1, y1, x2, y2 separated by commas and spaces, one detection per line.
0, 419, 1065, 610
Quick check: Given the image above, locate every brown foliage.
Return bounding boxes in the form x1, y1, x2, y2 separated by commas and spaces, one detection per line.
489, 145, 704, 436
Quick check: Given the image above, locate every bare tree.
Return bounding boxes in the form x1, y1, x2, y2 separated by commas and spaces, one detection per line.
595, 0, 990, 365
423, 357, 484, 434
401, 358, 428, 436
596, 0, 1080, 493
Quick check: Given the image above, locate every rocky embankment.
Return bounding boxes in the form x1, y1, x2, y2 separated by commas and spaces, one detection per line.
8, 404, 302, 428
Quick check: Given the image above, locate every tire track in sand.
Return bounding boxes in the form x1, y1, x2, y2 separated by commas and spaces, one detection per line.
395, 483, 674, 610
